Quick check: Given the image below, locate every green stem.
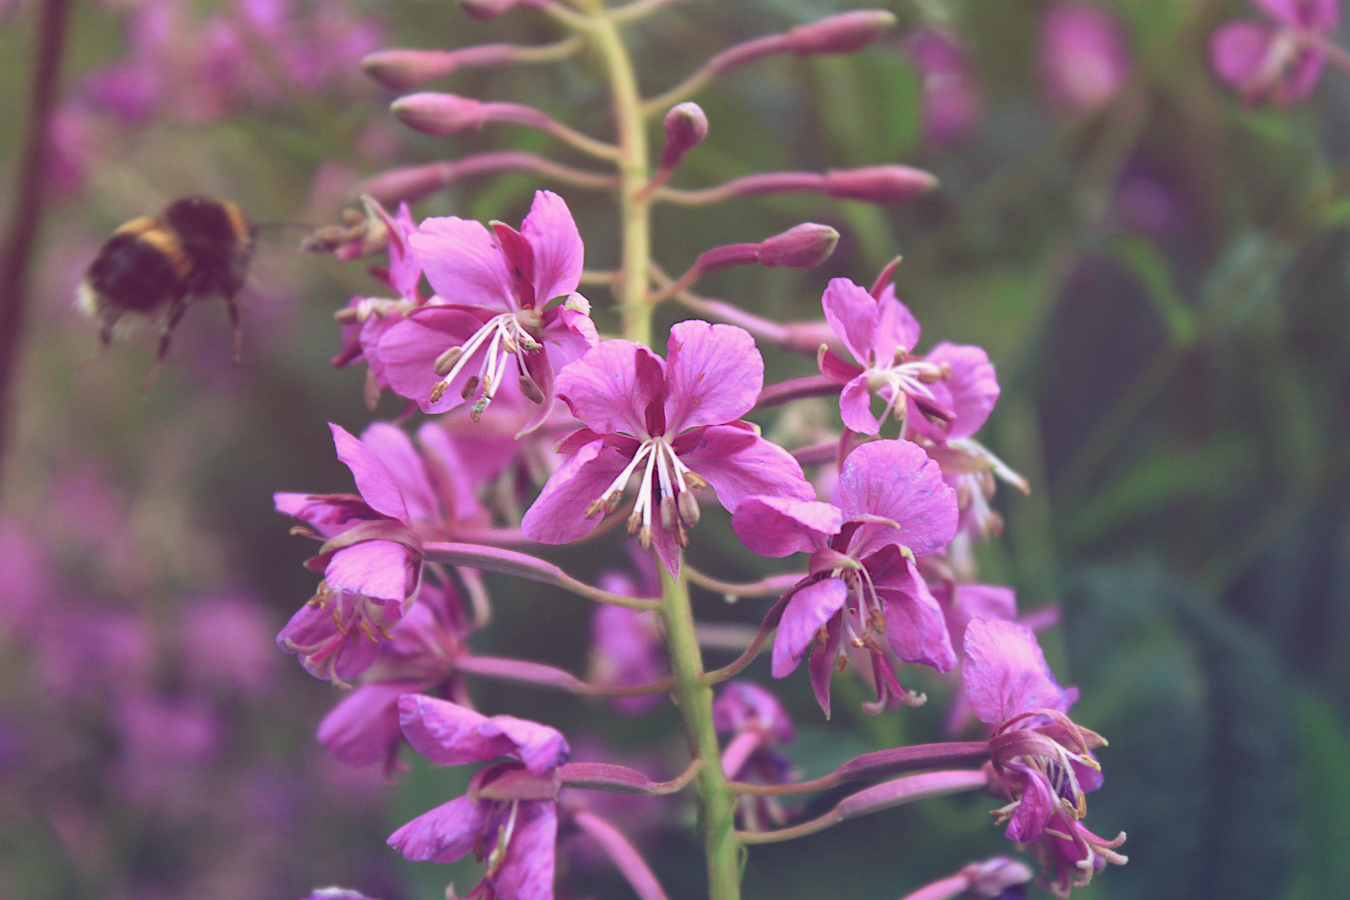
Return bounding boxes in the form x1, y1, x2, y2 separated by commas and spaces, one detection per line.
582, 0, 653, 345
660, 564, 742, 900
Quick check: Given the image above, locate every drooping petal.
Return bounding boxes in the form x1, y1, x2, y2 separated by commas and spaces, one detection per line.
410, 216, 513, 309
925, 342, 1000, 439
771, 577, 848, 678
554, 341, 664, 437
318, 680, 424, 769
962, 617, 1073, 727
377, 307, 494, 414
649, 517, 685, 582
324, 540, 418, 605
839, 374, 883, 435
807, 615, 843, 717
521, 439, 633, 544
330, 423, 408, 521
399, 695, 513, 765
489, 801, 557, 900
276, 598, 384, 684
868, 548, 957, 672
1004, 770, 1057, 842
731, 496, 840, 558
678, 424, 815, 513
479, 715, 570, 775
822, 277, 881, 366
522, 190, 584, 304
359, 423, 439, 523
840, 440, 959, 558
937, 582, 1018, 656
663, 321, 762, 432
387, 795, 491, 863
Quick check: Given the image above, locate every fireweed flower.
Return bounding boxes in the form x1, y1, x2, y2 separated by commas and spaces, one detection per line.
713, 681, 799, 831
378, 190, 599, 435
1039, 3, 1133, 116
388, 696, 569, 900
817, 274, 998, 441
731, 439, 959, 716
1211, 0, 1340, 105
902, 28, 984, 148
962, 617, 1126, 896
522, 320, 814, 577
276, 421, 487, 684
588, 561, 667, 716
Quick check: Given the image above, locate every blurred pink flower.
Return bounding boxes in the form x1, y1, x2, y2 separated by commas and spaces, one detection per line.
1211, 0, 1340, 105
1040, 3, 1134, 116
903, 28, 984, 147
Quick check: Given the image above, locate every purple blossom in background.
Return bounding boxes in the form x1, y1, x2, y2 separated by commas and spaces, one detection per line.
713, 681, 799, 830
1039, 3, 1134, 116
903, 27, 984, 147
388, 696, 568, 900
1211, 0, 1340, 105
732, 439, 959, 716
522, 320, 814, 576
181, 593, 279, 697
962, 617, 1126, 895
588, 564, 667, 716
377, 190, 598, 434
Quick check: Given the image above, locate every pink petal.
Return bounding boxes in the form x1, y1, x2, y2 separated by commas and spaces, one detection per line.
868, 548, 956, 672
521, 439, 633, 544
731, 496, 840, 558
1255, 0, 1338, 28
479, 715, 570, 775
555, 341, 664, 437
663, 321, 762, 432
771, 577, 848, 678
839, 374, 883, 435
807, 617, 843, 717
822, 277, 880, 366
818, 346, 863, 384
415, 421, 485, 524
398, 695, 510, 765
1004, 771, 1057, 842
649, 518, 684, 581
325, 540, 418, 604
330, 423, 408, 520
1210, 20, 1274, 89
938, 582, 1018, 655
926, 342, 1000, 439
359, 423, 439, 523
840, 440, 959, 558
961, 617, 1072, 727
377, 308, 491, 414
410, 216, 513, 309
874, 285, 922, 361
522, 190, 584, 304
318, 680, 423, 768
1280, 46, 1328, 103
388, 795, 490, 863
489, 801, 557, 900
679, 424, 815, 513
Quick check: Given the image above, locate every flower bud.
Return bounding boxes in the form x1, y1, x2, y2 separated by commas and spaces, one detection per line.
825, 165, 937, 203
362, 45, 519, 91
788, 10, 896, 55
755, 223, 839, 269
660, 102, 709, 171
392, 92, 486, 135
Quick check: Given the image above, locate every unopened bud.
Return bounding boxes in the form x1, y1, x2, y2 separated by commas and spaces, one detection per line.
392, 93, 486, 135
363, 45, 518, 91
433, 346, 464, 376
789, 10, 896, 55
756, 223, 839, 269
660, 102, 710, 171
825, 165, 937, 203
692, 242, 762, 272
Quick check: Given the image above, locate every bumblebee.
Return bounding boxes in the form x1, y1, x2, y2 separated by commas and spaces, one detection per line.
78, 196, 256, 375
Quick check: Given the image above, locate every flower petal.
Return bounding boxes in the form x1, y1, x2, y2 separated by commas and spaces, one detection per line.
962, 617, 1072, 727
479, 716, 570, 775
808, 616, 843, 717
325, 540, 418, 604
359, 423, 439, 524
874, 284, 922, 360
731, 496, 840, 558
663, 321, 762, 432
377, 308, 493, 414
926, 342, 1000, 439
410, 215, 513, 309
840, 439, 958, 559
555, 341, 663, 437
679, 424, 815, 513
388, 795, 490, 863
522, 190, 584, 304
318, 680, 424, 769
1210, 20, 1274, 90
839, 374, 883, 435
822, 278, 880, 366
330, 423, 408, 520
771, 577, 848, 678
521, 439, 633, 544
868, 548, 956, 672
398, 695, 511, 765
489, 801, 557, 900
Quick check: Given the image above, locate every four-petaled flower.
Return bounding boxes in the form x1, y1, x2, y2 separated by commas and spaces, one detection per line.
388, 696, 569, 900
963, 617, 1126, 896
1211, 0, 1340, 106
732, 439, 959, 717
522, 320, 814, 577
378, 190, 598, 435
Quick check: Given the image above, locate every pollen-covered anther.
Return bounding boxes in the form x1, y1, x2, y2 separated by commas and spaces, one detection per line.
660, 495, 680, 534
429, 382, 448, 403
518, 373, 545, 404
677, 490, 701, 527
460, 374, 481, 401
433, 345, 464, 376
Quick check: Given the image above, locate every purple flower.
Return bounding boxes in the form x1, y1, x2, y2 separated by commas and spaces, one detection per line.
388, 697, 568, 900
903, 28, 984, 147
1211, 0, 1340, 105
588, 564, 667, 716
817, 276, 998, 441
377, 190, 599, 435
732, 439, 959, 716
522, 320, 815, 577
1039, 3, 1134, 116
713, 681, 799, 830
962, 617, 1126, 895
181, 593, 279, 697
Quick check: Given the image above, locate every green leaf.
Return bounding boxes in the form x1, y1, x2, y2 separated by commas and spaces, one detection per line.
1281, 692, 1350, 900
1112, 235, 1197, 346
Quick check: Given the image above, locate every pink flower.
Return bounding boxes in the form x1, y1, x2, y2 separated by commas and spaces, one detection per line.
903, 28, 984, 147
388, 697, 568, 900
817, 275, 998, 440
1039, 3, 1134, 116
1211, 0, 1340, 105
962, 617, 1126, 895
588, 562, 667, 716
377, 190, 598, 435
731, 439, 959, 716
713, 681, 799, 830
522, 320, 815, 577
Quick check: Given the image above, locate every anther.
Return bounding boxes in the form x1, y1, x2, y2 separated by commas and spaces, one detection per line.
677, 490, 701, 527
461, 374, 481, 400
433, 345, 463, 376
429, 382, 448, 403
518, 373, 545, 404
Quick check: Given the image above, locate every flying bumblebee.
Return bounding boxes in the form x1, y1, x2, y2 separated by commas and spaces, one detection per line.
78, 196, 256, 381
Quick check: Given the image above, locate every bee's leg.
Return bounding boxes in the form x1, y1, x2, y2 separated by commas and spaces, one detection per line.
99, 311, 120, 348
225, 293, 243, 363
142, 295, 188, 392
